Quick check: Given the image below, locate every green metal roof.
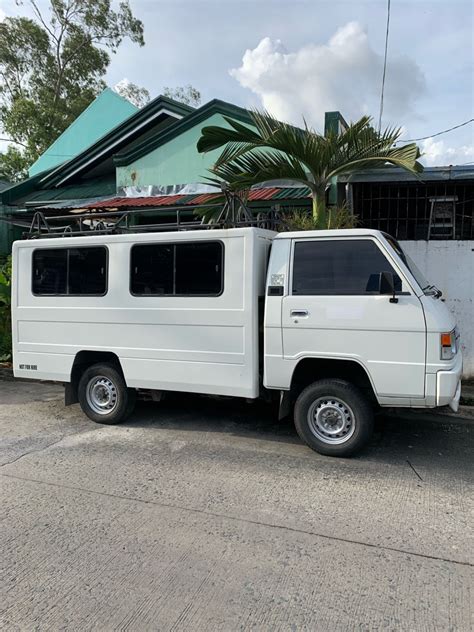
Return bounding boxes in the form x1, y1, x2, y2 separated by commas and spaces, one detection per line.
29, 88, 138, 177
0, 169, 53, 206
0, 100, 250, 209
7, 176, 116, 208
40, 95, 195, 188
114, 99, 253, 167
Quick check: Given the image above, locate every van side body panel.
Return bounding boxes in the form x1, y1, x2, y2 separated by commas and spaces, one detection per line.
12, 228, 274, 399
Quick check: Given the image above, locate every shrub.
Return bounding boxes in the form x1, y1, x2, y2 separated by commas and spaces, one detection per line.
0, 256, 12, 362
282, 203, 359, 231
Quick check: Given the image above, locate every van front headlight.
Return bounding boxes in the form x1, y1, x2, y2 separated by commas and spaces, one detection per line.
440, 330, 457, 360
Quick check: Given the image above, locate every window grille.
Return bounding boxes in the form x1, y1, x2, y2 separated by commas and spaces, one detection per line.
353, 181, 474, 240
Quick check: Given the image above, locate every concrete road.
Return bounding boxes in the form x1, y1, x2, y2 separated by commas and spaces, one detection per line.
0, 381, 472, 631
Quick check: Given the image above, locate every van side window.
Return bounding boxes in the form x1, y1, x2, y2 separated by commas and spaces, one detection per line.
32, 247, 107, 296
129, 244, 173, 295
131, 241, 223, 296
292, 239, 402, 295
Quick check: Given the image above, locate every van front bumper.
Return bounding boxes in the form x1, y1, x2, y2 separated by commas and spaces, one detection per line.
436, 352, 463, 410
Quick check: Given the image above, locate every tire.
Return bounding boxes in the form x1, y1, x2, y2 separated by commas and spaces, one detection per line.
294, 379, 373, 457
78, 363, 136, 425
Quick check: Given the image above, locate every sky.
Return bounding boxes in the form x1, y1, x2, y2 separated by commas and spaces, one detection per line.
1, 0, 473, 166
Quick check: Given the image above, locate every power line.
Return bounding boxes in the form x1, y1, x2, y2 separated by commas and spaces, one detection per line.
397, 118, 474, 143
378, 0, 391, 132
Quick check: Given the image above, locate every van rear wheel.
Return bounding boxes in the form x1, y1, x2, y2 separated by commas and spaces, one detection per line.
294, 379, 373, 457
78, 363, 136, 424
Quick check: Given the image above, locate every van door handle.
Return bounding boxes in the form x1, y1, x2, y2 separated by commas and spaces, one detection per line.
290, 309, 309, 317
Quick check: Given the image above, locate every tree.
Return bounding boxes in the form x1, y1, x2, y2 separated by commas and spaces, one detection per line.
197, 111, 423, 228
114, 78, 150, 108
163, 84, 201, 107
0, 145, 34, 183
0, 0, 145, 181
115, 80, 202, 110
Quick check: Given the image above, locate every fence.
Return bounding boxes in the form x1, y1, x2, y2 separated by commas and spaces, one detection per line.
401, 240, 473, 377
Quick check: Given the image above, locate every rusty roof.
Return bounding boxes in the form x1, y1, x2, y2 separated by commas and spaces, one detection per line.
82, 187, 311, 210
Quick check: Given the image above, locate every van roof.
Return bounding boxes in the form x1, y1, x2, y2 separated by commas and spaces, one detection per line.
13, 226, 277, 248
275, 228, 384, 239
13, 227, 386, 249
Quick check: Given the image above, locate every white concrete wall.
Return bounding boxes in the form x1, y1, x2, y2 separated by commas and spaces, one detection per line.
401, 241, 473, 378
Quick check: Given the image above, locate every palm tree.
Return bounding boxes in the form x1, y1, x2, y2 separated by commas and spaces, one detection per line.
197, 111, 423, 228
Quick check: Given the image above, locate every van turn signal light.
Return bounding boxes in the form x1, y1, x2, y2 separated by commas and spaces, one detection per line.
441, 333, 452, 347
440, 331, 457, 360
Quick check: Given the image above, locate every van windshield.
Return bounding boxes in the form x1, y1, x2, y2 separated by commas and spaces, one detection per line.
383, 234, 431, 292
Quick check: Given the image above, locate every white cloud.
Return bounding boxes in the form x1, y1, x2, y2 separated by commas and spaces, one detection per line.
420, 137, 474, 167
230, 22, 426, 130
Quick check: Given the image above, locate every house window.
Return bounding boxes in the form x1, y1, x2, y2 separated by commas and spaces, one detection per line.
292, 239, 401, 295
131, 241, 224, 296
32, 247, 107, 296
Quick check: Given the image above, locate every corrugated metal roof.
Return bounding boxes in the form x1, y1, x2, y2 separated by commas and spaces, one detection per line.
190, 193, 219, 205
339, 165, 474, 183
15, 177, 117, 206
82, 187, 311, 210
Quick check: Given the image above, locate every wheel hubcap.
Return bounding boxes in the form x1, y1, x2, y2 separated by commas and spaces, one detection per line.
308, 397, 356, 445
86, 376, 118, 415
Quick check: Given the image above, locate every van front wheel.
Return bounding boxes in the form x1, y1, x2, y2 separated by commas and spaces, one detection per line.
78, 363, 136, 424
294, 379, 373, 457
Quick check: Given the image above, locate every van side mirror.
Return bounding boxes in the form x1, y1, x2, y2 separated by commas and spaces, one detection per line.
378, 271, 398, 304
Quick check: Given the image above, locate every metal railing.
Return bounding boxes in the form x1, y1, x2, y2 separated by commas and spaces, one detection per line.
2, 192, 285, 239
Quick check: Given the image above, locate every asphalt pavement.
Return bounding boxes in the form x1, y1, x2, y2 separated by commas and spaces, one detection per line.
0, 380, 472, 631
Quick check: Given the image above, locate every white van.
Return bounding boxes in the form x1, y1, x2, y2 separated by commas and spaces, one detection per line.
11, 227, 462, 456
